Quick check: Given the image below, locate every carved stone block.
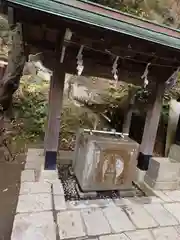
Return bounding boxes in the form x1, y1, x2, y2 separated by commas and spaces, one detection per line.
144, 157, 180, 190
73, 130, 139, 192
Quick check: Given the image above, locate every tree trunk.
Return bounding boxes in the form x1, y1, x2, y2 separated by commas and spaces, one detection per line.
0, 23, 25, 117
0, 22, 25, 161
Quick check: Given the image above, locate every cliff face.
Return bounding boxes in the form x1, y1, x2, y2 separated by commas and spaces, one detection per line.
92, 0, 180, 28
124, 0, 180, 27
0, 14, 8, 60
141, 0, 180, 27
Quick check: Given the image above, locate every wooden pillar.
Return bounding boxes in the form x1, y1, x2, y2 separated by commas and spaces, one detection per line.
137, 83, 165, 171
0, 66, 4, 80
44, 65, 65, 170
122, 94, 135, 135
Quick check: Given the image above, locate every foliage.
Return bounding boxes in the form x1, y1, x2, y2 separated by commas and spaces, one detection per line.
60, 101, 97, 150
100, 83, 154, 114
142, 0, 180, 27
90, 0, 149, 18
0, 111, 24, 161
7, 74, 179, 157
90, 1, 180, 27
101, 84, 131, 108
14, 80, 48, 141
0, 14, 9, 45
13, 79, 98, 150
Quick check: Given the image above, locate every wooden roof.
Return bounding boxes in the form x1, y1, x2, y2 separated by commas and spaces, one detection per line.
5, 0, 180, 84
6, 0, 180, 50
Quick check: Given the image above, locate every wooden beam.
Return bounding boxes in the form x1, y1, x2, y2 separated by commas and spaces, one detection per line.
15, 7, 180, 64
8, 6, 15, 25
44, 65, 65, 170
137, 82, 165, 171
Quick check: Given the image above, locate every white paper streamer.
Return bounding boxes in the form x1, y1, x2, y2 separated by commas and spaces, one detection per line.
141, 62, 151, 88
76, 45, 84, 76
112, 56, 119, 86
60, 29, 73, 63
166, 67, 180, 89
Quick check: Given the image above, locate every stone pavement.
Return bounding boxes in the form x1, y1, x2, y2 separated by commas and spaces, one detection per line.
11, 149, 180, 239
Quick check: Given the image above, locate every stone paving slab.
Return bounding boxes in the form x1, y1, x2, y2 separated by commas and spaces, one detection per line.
67, 199, 115, 210
57, 211, 86, 239
24, 161, 42, 170
124, 204, 159, 229
20, 182, 51, 195
175, 225, 180, 234
152, 227, 180, 240
125, 229, 154, 240
153, 190, 172, 202
113, 198, 133, 206
163, 190, 180, 202
103, 206, 135, 233
87, 238, 98, 240
114, 196, 164, 207
130, 196, 163, 204
27, 148, 44, 156
38, 169, 59, 184
11, 211, 56, 240
81, 208, 111, 236
52, 181, 64, 195
163, 203, 180, 222
144, 204, 178, 227
54, 195, 67, 211
99, 234, 130, 240
16, 194, 52, 213
21, 170, 35, 182
25, 152, 44, 167
26, 153, 44, 161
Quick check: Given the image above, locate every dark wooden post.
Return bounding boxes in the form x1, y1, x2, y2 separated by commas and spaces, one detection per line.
137, 83, 165, 171
122, 94, 135, 135
44, 65, 65, 170
0, 66, 5, 80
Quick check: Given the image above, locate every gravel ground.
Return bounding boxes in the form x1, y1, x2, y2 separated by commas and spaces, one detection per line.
58, 164, 144, 201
